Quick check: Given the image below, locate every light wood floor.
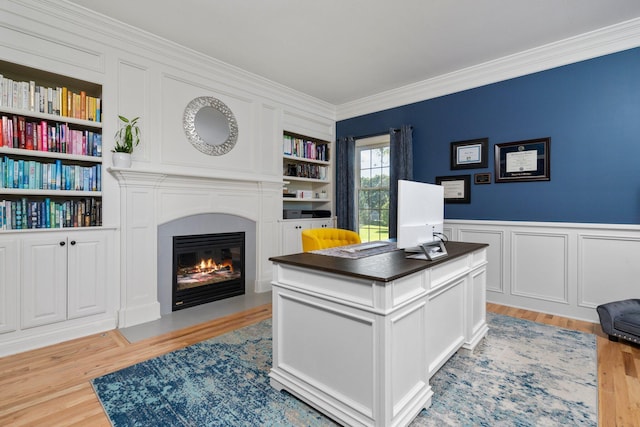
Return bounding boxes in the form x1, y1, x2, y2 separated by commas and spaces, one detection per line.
0, 303, 638, 426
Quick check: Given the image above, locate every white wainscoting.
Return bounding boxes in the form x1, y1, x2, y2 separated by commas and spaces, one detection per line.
444, 220, 640, 323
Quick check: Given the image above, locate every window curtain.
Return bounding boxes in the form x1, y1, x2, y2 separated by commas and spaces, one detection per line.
388, 125, 413, 239
336, 136, 356, 231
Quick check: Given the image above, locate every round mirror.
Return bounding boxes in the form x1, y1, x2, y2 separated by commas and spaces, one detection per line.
183, 96, 238, 156
194, 107, 230, 145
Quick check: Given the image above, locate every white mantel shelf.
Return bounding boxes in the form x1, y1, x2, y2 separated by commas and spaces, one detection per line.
108, 166, 283, 186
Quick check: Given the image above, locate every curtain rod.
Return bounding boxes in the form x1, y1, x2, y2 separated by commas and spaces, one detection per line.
352, 126, 412, 140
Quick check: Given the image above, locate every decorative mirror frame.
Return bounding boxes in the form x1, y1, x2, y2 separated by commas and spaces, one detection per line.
183, 96, 238, 156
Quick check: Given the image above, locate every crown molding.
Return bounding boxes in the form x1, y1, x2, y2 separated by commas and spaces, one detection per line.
336, 17, 640, 121
7, 0, 336, 121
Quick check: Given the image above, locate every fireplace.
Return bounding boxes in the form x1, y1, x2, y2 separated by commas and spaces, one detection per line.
172, 232, 245, 311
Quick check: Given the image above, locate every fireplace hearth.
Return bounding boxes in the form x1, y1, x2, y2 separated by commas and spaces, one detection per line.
172, 232, 245, 311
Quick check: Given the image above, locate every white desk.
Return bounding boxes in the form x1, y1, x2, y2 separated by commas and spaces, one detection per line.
269, 242, 488, 427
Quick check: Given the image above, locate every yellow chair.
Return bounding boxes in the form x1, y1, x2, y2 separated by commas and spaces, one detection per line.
301, 228, 361, 252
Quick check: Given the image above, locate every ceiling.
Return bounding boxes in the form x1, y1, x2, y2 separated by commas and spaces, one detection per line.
67, 0, 640, 106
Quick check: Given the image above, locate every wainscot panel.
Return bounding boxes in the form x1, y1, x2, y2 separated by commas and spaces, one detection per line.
446, 220, 640, 323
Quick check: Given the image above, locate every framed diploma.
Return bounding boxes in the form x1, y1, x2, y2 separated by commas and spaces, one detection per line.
450, 138, 488, 170
495, 137, 550, 183
436, 174, 471, 204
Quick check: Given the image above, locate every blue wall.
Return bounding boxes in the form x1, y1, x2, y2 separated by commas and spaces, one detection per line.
336, 48, 640, 224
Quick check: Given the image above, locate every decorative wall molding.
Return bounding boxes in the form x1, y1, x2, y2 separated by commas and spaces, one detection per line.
446, 220, 640, 323
336, 17, 640, 121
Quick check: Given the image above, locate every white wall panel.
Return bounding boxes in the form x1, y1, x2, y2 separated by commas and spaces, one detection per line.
0, 23, 104, 75
117, 61, 149, 161
283, 110, 335, 142
160, 74, 256, 173
579, 234, 640, 307
259, 104, 280, 176
511, 232, 568, 303
458, 229, 504, 293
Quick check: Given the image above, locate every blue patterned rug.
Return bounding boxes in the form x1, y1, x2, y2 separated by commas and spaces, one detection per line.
92, 313, 596, 426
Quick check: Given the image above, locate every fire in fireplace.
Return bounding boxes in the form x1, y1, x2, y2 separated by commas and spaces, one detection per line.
172, 232, 245, 311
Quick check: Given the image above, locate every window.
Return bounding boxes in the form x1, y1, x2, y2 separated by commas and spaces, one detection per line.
356, 135, 390, 242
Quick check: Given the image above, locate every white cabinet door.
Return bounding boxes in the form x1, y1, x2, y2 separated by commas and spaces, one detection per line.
0, 236, 18, 334
282, 221, 309, 254
67, 231, 107, 319
310, 219, 333, 229
22, 236, 67, 329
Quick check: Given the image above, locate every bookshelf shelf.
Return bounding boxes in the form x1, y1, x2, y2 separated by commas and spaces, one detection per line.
283, 175, 328, 183
0, 106, 102, 130
283, 154, 330, 166
282, 197, 332, 203
0, 146, 102, 163
0, 188, 102, 197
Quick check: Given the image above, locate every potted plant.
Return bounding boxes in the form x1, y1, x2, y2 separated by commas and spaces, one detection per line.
112, 115, 140, 168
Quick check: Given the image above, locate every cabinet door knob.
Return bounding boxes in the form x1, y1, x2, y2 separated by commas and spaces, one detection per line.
59, 241, 66, 246
70, 240, 76, 246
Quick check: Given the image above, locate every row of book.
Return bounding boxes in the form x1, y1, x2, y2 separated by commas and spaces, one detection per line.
0, 115, 102, 156
0, 75, 101, 122
284, 162, 329, 180
283, 135, 330, 161
1, 157, 101, 192
0, 197, 102, 229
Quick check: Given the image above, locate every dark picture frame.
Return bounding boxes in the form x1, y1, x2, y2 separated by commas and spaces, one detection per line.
495, 137, 550, 183
474, 172, 491, 184
436, 174, 471, 204
450, 138, 488, 170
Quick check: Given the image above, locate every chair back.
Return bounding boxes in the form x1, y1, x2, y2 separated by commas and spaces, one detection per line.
301, 228, 361, 252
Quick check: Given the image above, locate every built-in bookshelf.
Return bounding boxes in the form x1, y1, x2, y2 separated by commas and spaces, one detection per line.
282, 131, 332, 208
0, 60, 102, 230
281, 131, 334, 254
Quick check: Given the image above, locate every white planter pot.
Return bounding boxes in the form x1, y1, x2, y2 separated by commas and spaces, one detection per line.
112, 152, 132, 168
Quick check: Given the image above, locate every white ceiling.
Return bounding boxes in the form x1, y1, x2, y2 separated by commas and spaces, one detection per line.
67, 0, 640, 105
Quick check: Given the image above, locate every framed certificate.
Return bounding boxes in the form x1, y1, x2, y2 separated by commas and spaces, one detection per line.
474, 172, 491, 184
494, 137, 550, 183
436, 174, 471, 204
450, 138, 488, 170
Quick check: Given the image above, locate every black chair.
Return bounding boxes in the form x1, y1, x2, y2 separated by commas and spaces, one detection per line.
596, 299, 640, 344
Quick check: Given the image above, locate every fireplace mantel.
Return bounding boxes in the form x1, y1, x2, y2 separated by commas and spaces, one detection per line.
109, 166, 282, 328
109, 166, 283, 193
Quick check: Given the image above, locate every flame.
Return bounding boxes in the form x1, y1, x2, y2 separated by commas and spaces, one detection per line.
196, 258, 233, 273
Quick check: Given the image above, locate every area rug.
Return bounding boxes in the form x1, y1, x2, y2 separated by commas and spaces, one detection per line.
92, 313, 597, 426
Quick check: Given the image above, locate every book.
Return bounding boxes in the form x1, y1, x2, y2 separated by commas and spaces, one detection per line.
12, 115, 18, 148
61, 87, 68, 117
0, 116, 5, 146
80, 91, 86, 120
25, 121, 34, 150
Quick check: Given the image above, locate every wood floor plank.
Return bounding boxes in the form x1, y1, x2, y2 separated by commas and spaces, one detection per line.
0, 302, 637, 427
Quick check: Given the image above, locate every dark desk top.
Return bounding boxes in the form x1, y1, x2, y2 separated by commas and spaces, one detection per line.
269, 241, 487, 282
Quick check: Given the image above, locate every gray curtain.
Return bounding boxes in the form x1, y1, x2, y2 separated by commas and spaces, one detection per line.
336, 136, 356, 231
389, 125, 413, 238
